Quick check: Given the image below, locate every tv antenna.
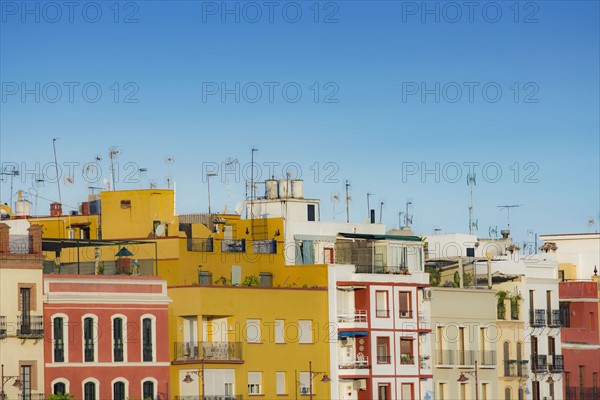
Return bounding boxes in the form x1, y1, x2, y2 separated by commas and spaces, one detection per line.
367, 192, 375, 219
379, 201, 384, 224
108, 147, 121, 191
489, 226, 498, 238
165, 156, 175, 189
404, 199, 413, 228
32, 176, 44, 216
497, 204, 523, 230
1, 166, 19, 209
330, 193, 340, 221
224, 158, 239, 212
467, 173, 477, 234
398, 211, 405, 229
52, 138, 62, 204
250, 148, 258, 219
588, 217, 597, 233
138, 168, 148, 189
345, 180, 352, 223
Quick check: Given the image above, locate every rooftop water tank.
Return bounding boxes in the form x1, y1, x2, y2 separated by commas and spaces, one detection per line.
291, 180, 304, 199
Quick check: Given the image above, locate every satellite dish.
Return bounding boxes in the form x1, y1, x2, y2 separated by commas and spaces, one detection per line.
234, 202, 244, 215
155, 224, 166, 237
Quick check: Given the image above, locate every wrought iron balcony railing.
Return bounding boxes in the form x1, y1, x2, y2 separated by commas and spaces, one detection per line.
0, 315, 6, 337
221, 239, 245, 253
187, 237, 214, 252
549, 355, 564, 372
504, 360, 529, 377
530, 309, 546, 327
531, 355, 548, 373
480, 350, 496, 366
174, 341, 243, 362
548, 309, 563, 327
437, 350, 454, 365
18, 394, 45, 400
17, 315, 44, 338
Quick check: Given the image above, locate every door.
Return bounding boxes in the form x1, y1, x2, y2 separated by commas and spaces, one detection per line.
20, 288, 31, 334
324, 248, 334, 264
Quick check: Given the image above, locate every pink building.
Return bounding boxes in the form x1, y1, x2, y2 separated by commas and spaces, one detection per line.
43, 275, 171, 400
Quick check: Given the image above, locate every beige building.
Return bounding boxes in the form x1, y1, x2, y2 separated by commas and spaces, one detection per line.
430, 287, 498, 400
0, 221, 45, 399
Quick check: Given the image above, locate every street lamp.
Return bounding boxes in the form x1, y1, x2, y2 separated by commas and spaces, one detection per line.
457, 360, 479, 400
308, 361, 331, 400
1, 364, 23, 400
182, 357, 205, 399
206, 173, 217, 215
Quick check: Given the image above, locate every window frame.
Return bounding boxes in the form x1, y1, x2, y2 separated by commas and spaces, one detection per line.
375, 290, 390, 318
112, 314, 128, 363
141, 314, 157, 362
82, 314, 98, 363
52, 314, 68, 363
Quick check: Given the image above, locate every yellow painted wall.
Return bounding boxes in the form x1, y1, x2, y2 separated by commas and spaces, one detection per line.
558, 262, 577, 281
168, 285, 330, 399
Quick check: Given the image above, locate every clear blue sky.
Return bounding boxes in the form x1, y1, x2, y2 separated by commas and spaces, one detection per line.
1, 1, 599, 245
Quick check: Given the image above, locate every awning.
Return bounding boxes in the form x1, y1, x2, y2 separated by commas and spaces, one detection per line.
337, 285, 367, 291
339, 331, 368, 338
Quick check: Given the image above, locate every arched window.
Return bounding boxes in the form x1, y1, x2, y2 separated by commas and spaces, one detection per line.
84, 381, 96, 400
83, 316, 95, 362
143, 380, 155, 399
518, 388, 524, 400
503, 341, 510, 376
113, 381, 126, 400
516, 342, 523, 377
113, 317, 124, 362
142, 317, 154, 362
53, 317, 65, 362
53, 382, 66, 395
505, 387, 511, 400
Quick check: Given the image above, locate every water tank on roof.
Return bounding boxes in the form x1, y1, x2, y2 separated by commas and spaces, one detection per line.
278, 179, 289, 198
291, 180, 303, 199
265, 179, 278, 199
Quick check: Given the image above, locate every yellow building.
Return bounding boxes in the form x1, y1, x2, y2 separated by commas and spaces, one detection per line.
168, 285, 330, 399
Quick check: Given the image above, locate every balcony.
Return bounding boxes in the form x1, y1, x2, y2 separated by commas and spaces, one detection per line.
549, 355, 564, 373
0, 315, 6, 337
548, 309, 563, 327
504, 360, 529, 377
400, 354, 415, 365
337, 310, 367, 323
531, 355, 548, 373
221, 239, 245, 253
339, 354, 370, 369
480, 350, 496, 366
355, 265, 409, 274
18, 394, 45, 400
188, 237, 214, 252
418, 313, 430, 330
398, 309, 413, 318
252, 239, 277, 254
530, 309, 546, 327
375, 309, 390, 318
565, 387, 599, 400
174, 342, 243, 362
17, 315, 44, 338
436, 350, 454, 366
376, 355, 391, 364
457, 350, 477, 366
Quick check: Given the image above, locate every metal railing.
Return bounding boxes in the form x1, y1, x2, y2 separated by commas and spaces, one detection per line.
337, 310, 367, 323
549, 355, 564, 372
531, 355, 547, 373
565, 387, 599, 400
400, 355, 415, 365
398, 309, 413, 318
339, 355, 369, 369
174, 342, 243, 361
221, 239, 246, 253
18, 394, 45, 400
17, 315, 44, 338
480, 350, 496, 366
548, 309, 563, 327
375, 309, 390, 318
504, 360, 529, 377
354, 265, 409, 274
376, 355, 391, 364
187, 237, 214, 252
437, 350, 454, 365
252, 239, 277, 254
457, 350, 477, 365
0, 315, 6, 337
530, 309, 546, 327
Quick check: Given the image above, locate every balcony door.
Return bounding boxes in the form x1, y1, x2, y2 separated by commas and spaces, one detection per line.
20, 288, 31, 333
183, 317, 198, 358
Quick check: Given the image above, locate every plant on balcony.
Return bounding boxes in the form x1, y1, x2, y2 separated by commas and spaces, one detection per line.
510, 292, 522, 319
401, 355, 414, 364
496, 290, 509, 319
242, 275, 260, 287
425, 266, 441, 287
463, 272, 473, 288
48, 393, 75, 400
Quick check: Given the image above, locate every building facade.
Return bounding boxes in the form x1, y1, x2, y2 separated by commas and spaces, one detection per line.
43, 275, 171, 399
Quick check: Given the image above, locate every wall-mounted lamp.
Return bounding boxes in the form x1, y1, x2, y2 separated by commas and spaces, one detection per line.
274, 229, 281, 237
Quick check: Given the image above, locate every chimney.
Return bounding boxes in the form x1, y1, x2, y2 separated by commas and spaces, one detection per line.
50, 202, 62, 216
501, 229, 510, 239
0, 223, 10, 253
28, 224, 42, 254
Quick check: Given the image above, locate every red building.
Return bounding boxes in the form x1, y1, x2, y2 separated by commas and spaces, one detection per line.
559, 278, 600, 400
43, 275, 171, 400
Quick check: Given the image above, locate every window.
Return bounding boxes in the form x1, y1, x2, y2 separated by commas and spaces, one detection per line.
295, 240, 315, 264
299, 372, 310, 395
21, 365, 31, 397
438, 383, 446, 400
378, 383, 390, 400
400, 338, 414, 364
398, 291, 411, 318
298, 320, 313, 344
560, 302, 571, 327
505, 387, 511, 400
518, 388, 524, 400
84, 317, 95, 362
532, 380, 540, 400
113, 381, 126, 400
460, 383, 467, 400
307, 204, 316, 221
142, 317, 153, 362
259, 272, 273, 288
377, 337, 390, 364
253, 239, 277, 254
248, 372, 262, 395
53, 317, 65, 362
401, 383, 413, 399
54, 382, 67, 395
276, 372, 286, 395
143, 381, 155, 399
246, 319, 261, 343
113, 317, 124, 362
275, 319, 284, 344
121, 200, 131, 208
84, 381, 96, 400
198, 271, 212, 285
482, 383, 489, 400
20, 287, 32, 334
376, 291, 389, 318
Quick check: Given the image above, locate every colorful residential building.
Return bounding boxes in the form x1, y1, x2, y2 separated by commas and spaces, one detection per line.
0, 221, 45, 400
43, 274, 172, 399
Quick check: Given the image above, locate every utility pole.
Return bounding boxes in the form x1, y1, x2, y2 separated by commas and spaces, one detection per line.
345, 180, 351, 223
52, 138, 61, 203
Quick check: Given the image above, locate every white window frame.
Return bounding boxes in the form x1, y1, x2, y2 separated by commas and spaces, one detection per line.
298, 320, 313, 344
110, 377, 129, 400
81, 314, 99, 363
275, 319, 285, 344
140, 314, 157, 363
299, 372, 310, 395
51, 378, 70, 395
246, 319, 261, 343
141, 377, 158, 399
82, 378, 100, 400
276, 371, 286, 395
248, 371, 262, 395
52, 313, 69, 363
111, 314, 128, 362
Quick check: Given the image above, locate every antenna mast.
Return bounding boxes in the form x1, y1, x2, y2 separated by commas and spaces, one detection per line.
250, 148, 258, 219
467, 173, 477, 235
109, 147, 121, 191
52, 138, 61, 203
165, 156, 175, 189
497, 204, 523, 231
345, 180, 351, 223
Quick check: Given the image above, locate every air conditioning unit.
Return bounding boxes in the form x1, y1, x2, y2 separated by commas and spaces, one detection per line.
353, 379, 367, 390
423, 289, 432, 300
547, 355, 553, 365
